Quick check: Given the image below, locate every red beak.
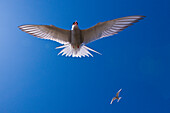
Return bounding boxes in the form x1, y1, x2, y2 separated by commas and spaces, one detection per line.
74, 21, 78, 25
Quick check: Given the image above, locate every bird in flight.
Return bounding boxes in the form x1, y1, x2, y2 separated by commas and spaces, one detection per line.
19, 15, 145, 58
110, 88, 122, 104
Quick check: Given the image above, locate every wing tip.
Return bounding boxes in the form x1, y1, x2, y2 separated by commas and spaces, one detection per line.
18, 25, 25, 29
119, 88, 122, 92
18, 24, 34, 30
139, 15, 146, 18
127, 15, 146, 18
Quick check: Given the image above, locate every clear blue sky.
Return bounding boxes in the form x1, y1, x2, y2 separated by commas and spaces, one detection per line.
0, 0, 170, 113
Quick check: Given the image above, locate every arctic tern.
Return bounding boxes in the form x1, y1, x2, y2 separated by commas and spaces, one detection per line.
19, 15, 145, 58
110, 88, 122, 104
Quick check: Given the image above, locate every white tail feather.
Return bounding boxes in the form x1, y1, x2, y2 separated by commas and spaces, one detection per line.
55, 44, 101, 58
83, 46, 102, 55
55, 44, 69, 49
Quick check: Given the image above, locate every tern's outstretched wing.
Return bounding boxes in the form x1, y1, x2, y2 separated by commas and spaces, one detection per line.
81, 15, 145, 44
110, 97, 116, 104
19, 25, 70, 44
116, 89, 122, 97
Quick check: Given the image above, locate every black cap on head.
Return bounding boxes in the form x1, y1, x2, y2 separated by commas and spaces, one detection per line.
73, 21, 78, 25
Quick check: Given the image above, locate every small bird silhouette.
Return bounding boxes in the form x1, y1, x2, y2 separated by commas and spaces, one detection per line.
110, 89, 122, 104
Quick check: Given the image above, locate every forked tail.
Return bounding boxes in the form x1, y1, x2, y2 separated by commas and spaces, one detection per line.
55, 44, 101, 58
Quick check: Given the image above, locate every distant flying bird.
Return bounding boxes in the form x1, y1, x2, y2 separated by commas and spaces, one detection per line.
19, 15, 145, 58
110, 89, 122, 104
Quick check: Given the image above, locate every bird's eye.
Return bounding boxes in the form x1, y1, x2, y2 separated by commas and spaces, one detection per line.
73, 22, 75, 24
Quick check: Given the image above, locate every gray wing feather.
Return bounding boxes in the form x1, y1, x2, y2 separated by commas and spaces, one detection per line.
19, 25, 70, 44
81, 16, 145, 44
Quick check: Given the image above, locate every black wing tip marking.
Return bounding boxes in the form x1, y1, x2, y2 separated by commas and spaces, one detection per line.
18, 24, 34, 28
125, 15, 146, 18
139, 15, 146, 18
18, 24, 51, 29
136, 15, 146, 20
18, 25, 43, 38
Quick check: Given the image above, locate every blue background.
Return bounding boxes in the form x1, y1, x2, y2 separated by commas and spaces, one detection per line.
0, 0, 170, 113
